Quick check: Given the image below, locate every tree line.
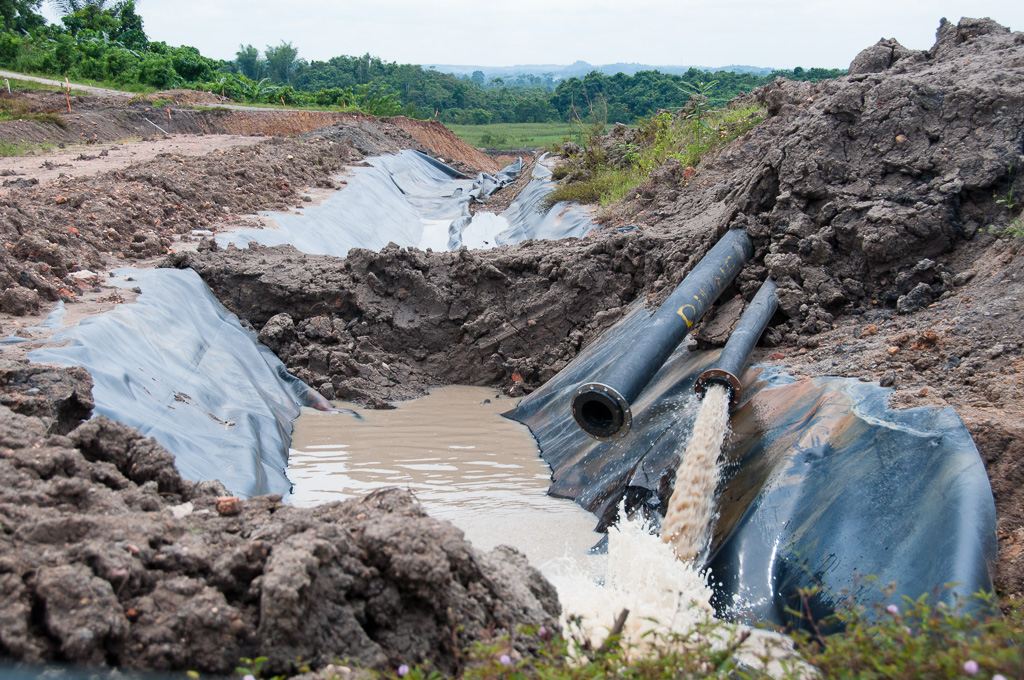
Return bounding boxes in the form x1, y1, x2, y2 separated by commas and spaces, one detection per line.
0, 0, 845, 123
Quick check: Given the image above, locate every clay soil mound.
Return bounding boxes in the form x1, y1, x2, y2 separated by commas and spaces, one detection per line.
385, 116, 505, 173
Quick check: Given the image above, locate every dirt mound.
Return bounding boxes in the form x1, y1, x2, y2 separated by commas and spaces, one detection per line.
618, 18, 1023, 333
0, 117, 438, 307
148, 89, 233, 106
0, 360, 559, 676
385, 116, 504, 173
0, 100, 394, 150
167, 233, 663, 406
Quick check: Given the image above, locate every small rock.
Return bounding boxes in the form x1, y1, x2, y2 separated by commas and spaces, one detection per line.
170, 501, 193, 519
1, 287, 41, 316
952, 270, 976, 287
896, 282, 933, 314
887, 346, 900, 354
215, 496, 242, 516
771, 352, 786, 360
880, 371, 897, 387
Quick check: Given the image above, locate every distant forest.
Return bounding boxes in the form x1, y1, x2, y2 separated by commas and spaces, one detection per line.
0, 1, 845, 123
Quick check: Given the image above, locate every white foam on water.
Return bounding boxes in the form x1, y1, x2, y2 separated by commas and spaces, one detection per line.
547, 383, 807, 676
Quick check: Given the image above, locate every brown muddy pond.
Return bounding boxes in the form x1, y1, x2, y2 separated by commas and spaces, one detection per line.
287, 386, 600, 568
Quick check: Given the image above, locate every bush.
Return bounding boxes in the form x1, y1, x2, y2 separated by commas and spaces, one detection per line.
106, 48, 138, 83
139, 53, 176, 88
52, 33, 79, 73
74, 55, 106, 81
171, 45, 216, 82
0, 32, 23, 65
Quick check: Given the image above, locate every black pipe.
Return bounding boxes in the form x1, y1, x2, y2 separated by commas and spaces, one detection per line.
694, 277, 778, 410
571, 229, 754, 441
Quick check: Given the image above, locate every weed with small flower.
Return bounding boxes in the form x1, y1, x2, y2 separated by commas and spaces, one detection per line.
224, 587, 1022, 680
789, 585, 1023, 680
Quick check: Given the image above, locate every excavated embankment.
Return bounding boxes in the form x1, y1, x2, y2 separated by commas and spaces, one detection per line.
172, 18, 1024, 599
2, 15, 1024, 677
0, 104, 558, 674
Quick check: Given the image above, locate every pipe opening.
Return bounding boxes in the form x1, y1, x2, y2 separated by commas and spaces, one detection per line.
581, 397, 618, 434
694, 370, 744, 410
571, 383, 632, 440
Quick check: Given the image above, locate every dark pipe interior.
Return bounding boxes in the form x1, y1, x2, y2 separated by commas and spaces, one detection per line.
573, 390, 624, 439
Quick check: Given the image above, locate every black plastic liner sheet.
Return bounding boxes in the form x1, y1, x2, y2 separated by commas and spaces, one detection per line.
449, 155, 596, 250
216, 150, 592, 255
505, 303, 997, 628
28, 268, 324, 498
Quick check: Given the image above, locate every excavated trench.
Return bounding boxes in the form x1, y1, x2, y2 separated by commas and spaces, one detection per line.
1, 15, 1023, 678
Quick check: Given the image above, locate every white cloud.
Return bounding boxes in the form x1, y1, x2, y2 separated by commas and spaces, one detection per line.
44, 1, 1024, 70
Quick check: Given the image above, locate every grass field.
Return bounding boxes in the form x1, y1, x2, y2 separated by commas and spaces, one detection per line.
446, 122, 573, 149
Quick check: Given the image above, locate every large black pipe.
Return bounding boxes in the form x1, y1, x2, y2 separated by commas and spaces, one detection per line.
571, 229, 754, 441
694, 277, 778, 409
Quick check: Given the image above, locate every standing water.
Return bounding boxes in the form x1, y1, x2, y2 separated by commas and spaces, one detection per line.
287, 386, 600, 568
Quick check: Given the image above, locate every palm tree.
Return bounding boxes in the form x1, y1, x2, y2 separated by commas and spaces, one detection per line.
48, 0, 112, 16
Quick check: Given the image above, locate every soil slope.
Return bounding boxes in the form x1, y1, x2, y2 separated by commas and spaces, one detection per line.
0, 361, 558, 676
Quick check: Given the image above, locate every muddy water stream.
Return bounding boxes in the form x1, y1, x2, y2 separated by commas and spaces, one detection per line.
287, 385, 600, 569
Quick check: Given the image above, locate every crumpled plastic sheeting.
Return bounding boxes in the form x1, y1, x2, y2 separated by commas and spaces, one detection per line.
448, 155, 595, 250
28, 268, 327, 498
469, 156, 522, 201
216, 150, 592, 255
217, 149, 468, 255
505, 303, 997, 629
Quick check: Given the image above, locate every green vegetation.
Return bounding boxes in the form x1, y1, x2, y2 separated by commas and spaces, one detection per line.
3, 74, 87, 94
545, 89, 764, 208
0, 2, 844, 125
447, 122, 574, 149
987, 218, 1024, 239
985, 166, 1024, 238
792, 587, 1023, 680
228, 591, 1022, 679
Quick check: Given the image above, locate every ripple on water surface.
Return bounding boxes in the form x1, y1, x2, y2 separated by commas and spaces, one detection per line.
287, 386, 600, 570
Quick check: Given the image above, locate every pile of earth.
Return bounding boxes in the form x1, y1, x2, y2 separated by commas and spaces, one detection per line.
0, 360, 559, 677
168, 18, 1024, 599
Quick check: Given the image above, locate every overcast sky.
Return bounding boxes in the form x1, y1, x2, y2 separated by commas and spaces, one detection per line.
41, 1, 1024, 70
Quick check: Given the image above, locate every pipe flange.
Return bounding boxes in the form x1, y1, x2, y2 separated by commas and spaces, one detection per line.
694, 369, 743, 410
570, 382, 633, 442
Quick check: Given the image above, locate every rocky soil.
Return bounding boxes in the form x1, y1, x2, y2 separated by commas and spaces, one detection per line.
0, 361, 558, 676
1, 14, 1023, 676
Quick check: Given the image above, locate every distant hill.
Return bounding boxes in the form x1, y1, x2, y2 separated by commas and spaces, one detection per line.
424, 61, 775, 80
